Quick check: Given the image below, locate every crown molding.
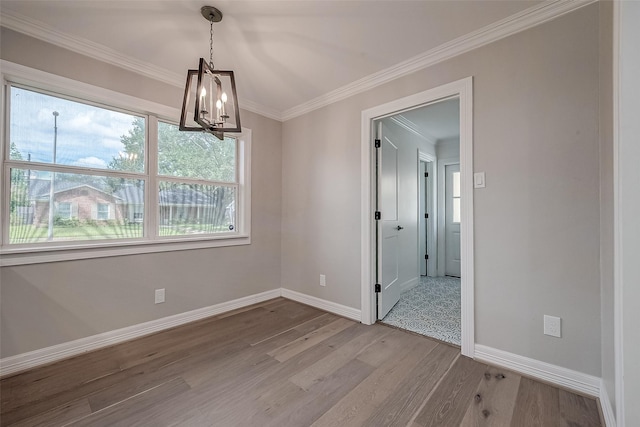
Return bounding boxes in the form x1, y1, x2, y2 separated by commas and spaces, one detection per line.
239, 97, 283, 122
0, 11, 184, 88
0, 11, 283, 122
389, 115, 438, 145
2, 0, 596, 123
280, 0, 597, 121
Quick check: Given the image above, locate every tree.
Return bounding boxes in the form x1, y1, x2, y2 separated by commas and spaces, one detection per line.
108, 118, 237, 227
10, 141, 24, 161
9, 142, 28, 215
157, 121, 235, 182
108, 117, 145, 173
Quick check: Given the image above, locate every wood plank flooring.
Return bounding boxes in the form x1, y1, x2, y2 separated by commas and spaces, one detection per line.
0, 298, 603, 426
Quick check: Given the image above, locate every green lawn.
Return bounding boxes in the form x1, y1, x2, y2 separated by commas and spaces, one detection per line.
9, 224, 143, 243
9, 223, 231, 243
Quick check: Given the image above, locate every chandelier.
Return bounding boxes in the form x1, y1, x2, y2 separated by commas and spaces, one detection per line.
179, 6, 241, 139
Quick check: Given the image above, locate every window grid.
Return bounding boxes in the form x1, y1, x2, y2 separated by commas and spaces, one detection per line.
2, 83, 243, 250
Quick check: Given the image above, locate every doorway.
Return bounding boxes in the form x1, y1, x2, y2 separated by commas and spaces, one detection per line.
360, 77, 475, 357
373, 99, 462, 346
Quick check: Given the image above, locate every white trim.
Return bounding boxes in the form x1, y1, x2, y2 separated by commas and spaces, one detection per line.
0, 11, 184, 88
0, 236, 251, 266
281, 288, 361, 322
400, 277, 420, 294
419, 151, 437, 165
239, 98, 282, 122
600, 381, 617, 427
0, 289, 281, 377
612, 1, 624, 425
390, 115, 437, 145
360, 77, 474, 358
0, 14, 281, 122
474, 344, 601, 398
1, 2, 596, 123
418, 151, 437, 277
280, 0, 597, 121
0, 60, 179, 120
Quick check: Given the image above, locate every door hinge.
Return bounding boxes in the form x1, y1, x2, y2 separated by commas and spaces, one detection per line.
374, 139, 381, 148
374, 211, 381, 220
425, 213, 429, 219
425, 172, 429, 177
375, 284, 381, 293
425, 254, 429, 260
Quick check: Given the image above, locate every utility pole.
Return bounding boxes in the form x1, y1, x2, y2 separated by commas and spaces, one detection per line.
47, 111, 59, 241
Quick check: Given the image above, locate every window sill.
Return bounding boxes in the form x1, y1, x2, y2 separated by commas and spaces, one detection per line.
0, 235, 251, 266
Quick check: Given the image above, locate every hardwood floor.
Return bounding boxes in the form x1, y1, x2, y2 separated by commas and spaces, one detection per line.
0, 298, 603, 426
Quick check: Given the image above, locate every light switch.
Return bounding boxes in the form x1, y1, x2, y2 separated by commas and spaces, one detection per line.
474, 172, 486, 188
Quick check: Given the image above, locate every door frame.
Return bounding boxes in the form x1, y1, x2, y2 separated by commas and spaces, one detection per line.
360, 77, 474, 357
418, 151, 437, 277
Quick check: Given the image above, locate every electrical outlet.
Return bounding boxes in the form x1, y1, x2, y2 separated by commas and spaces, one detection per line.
319, 274, 326, 287
155, 288, 165, 304
544, 315, 561, 337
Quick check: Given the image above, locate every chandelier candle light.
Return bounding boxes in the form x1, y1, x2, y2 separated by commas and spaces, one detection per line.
179, 6, 241, 139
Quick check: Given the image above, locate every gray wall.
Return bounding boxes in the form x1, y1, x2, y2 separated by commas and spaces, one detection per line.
436, 137, 460, 160
0, 29, 283, 358
598, 0, 615, 415
281, 5, 602, 376
619, 2, 640, 425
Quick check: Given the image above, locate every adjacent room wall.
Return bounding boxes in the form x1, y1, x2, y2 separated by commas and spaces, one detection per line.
281, 5, 602, 376
0, 29, 283, 358
436, 137, 460, 160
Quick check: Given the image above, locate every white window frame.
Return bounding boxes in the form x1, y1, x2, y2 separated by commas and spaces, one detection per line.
0, 60, 252, 266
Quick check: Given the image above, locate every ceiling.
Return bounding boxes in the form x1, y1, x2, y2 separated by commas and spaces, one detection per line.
1, 1, 546, 119
392, 98, 460, 144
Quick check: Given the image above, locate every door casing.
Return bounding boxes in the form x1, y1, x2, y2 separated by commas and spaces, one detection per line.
418, 151, 437, 277
360, 77, 474, 357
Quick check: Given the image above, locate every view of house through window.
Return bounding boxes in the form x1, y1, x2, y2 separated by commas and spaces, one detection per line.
157, 122, 238, 237
4, 85, 242, 247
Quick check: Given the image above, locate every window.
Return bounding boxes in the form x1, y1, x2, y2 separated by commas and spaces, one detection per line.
1, 71, 250, 264
97, 203, 110, 220
6, 87, 146, 245
452, 171, 461, 223
157, 122, 238, 236
56, 202, 72, 219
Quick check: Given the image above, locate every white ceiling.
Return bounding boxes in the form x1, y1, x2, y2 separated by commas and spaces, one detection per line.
1, 1, 546, 119
395, 98, 460, 143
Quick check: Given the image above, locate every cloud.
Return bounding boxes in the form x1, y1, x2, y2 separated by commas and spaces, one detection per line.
75, 156, 108, 168
11, 87, 141, 167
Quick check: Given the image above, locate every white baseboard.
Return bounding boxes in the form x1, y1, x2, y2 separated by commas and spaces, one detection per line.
0, 288, 281, 377
281, 288, 361, 321
599, 381, 617, 427
400, 277, 419, 293
474, 344, 601, 397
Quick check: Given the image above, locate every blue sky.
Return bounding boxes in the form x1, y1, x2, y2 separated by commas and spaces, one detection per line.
9, 86, 142, 173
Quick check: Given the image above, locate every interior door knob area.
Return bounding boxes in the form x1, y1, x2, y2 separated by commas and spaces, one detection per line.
396, 226, 404, 230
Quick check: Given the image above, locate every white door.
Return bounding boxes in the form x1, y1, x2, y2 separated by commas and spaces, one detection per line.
377, 128, 402, 319
445, 164, 461, 277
